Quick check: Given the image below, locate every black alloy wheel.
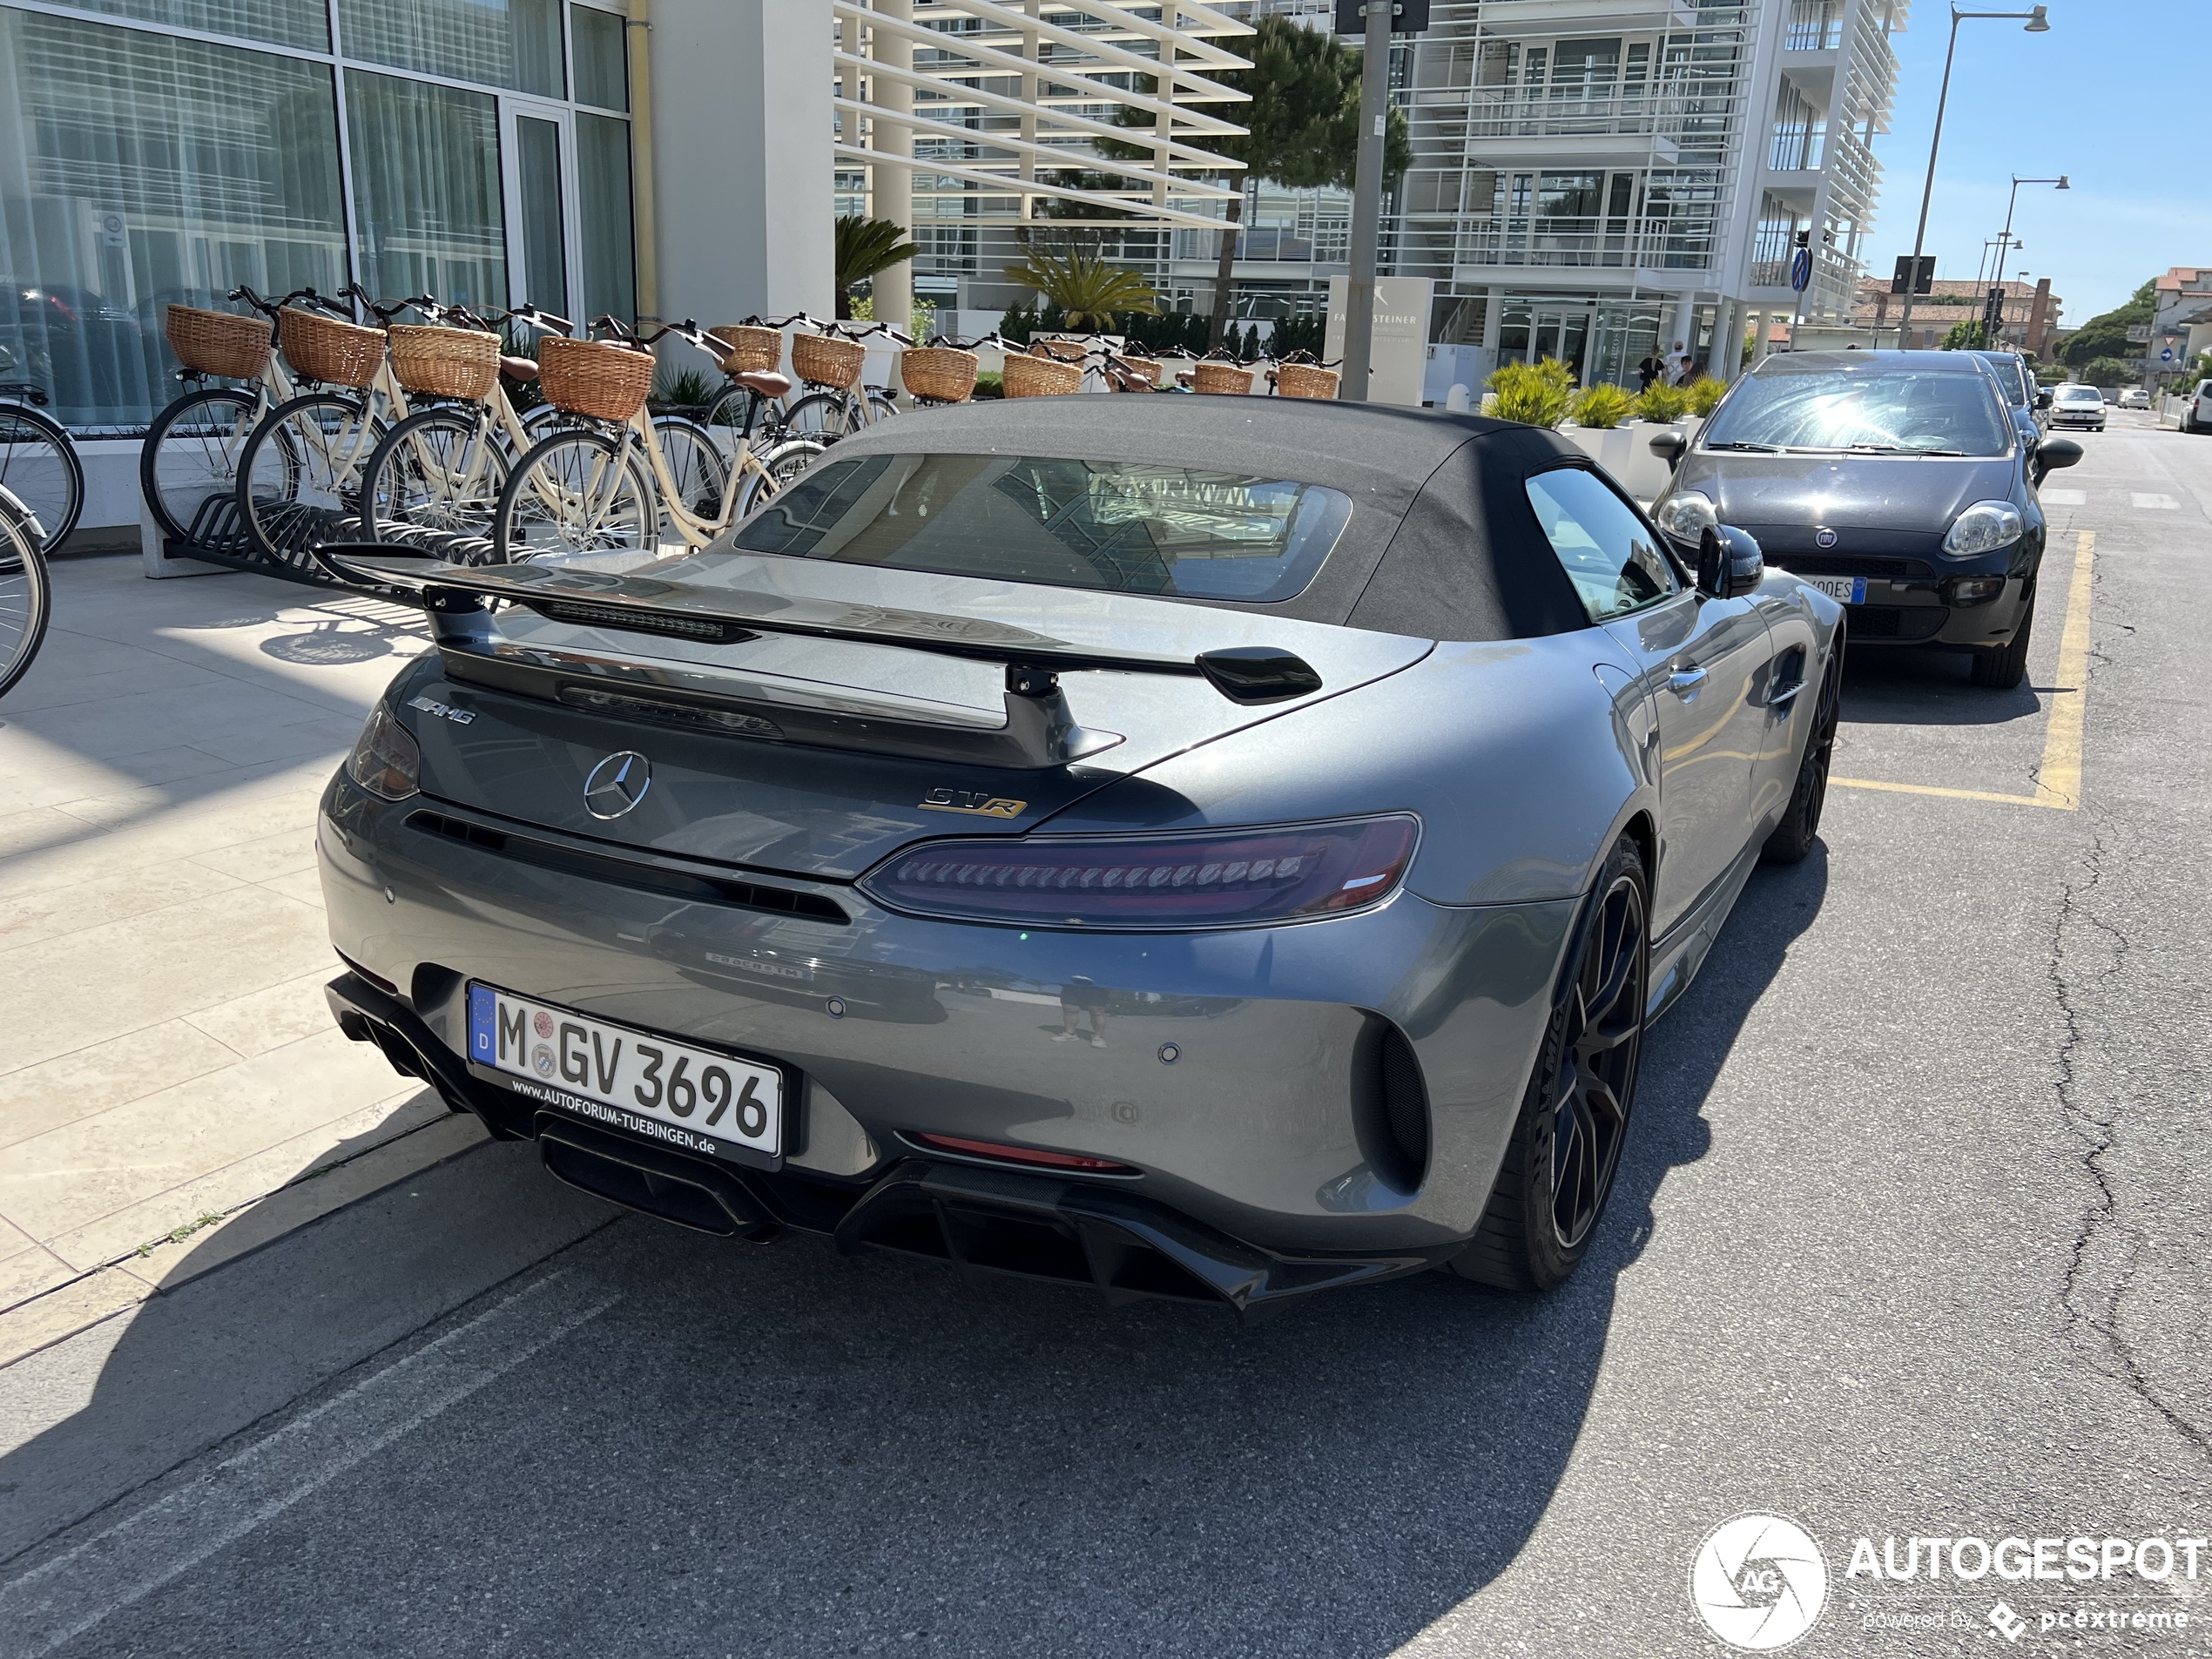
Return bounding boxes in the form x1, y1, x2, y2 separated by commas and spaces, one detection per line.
1454, 833, 1649, 1291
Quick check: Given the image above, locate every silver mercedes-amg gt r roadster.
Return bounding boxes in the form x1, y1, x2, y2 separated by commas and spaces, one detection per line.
320, 397, 1844, 1313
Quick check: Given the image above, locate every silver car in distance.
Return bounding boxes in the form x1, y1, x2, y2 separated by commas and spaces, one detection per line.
318, 398, 1844, 1314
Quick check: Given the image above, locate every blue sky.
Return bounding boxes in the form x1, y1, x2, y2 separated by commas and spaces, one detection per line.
1862, 0, 2207, 327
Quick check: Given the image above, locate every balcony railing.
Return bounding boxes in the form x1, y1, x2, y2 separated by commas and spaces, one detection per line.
1462, 88, 1738, 145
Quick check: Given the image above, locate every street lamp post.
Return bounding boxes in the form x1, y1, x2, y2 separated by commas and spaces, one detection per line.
1895, 4, 2052, 347
1990, 174, 2067, 348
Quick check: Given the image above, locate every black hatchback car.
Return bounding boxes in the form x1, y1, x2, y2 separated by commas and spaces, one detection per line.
1647, 350, 2080, 689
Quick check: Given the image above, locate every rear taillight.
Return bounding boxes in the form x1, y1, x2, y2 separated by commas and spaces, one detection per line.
859, 814, 1419, 931
346, 705, 421, 801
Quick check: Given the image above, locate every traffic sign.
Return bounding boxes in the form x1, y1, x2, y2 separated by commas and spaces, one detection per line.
1790, 248, 1811, 293
2161, 347, 2175, 361
1891, 255, 1935, 295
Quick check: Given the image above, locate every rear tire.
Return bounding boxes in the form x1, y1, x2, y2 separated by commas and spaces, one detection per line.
490, 427, 658, 567
1761, 641, 1843, 864
1452, 833, 1649, 1292
780, 389, 856, 442
140, 386, 258, 545
1970, 583, 2035, 690
235, 391, 378, 570
0, 499, 51, 700
358, 406, 509, 547
0, 400, 84, 549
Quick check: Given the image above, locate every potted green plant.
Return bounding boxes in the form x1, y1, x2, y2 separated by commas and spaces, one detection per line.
1487, 358, 1574, 427
1561, 382, 1639, 479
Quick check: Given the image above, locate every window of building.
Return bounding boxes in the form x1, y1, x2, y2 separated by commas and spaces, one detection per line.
70, 0, 327, 51
577, 111, 634, 324
337, 0, 564, 97
347, 71, 507, 313
570, 3, 627, 112
0, 6, 345, 426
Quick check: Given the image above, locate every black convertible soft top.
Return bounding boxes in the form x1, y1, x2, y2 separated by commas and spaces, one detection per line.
824, 397, 1596, 643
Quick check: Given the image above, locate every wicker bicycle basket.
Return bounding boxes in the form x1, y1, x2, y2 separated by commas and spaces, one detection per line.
1112, 356, 1163, 391
387, 325, 502, 401
1273, 361, 1340, 400
1192, 361, 1255, 396
791, 331, 866, 389
710, 325, 783, 375
165, 305, 272, 380
900, 347, 978, 403
280, 307, 386, 389
1002, 354, 1084, 398
536, 336, 655, 422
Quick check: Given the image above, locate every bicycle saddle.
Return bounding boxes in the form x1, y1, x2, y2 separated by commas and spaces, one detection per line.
734, 368, 792, 399
499, 355, 539, 381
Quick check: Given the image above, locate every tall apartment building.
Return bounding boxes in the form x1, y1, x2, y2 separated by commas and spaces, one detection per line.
838, 1, 1254, 329
1152, 0, 1905, 390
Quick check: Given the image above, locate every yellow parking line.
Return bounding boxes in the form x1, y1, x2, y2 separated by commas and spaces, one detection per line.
2035, 529, 2096, 810
1831, 529, 2095, 811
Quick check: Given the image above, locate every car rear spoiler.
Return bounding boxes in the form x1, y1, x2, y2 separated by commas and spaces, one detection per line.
320, 549, 1325, 768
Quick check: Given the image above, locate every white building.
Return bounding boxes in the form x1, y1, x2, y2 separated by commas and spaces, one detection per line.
1163, 0, 1906, 390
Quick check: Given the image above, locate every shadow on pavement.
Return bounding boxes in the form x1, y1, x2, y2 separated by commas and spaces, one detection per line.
1837, 645, 2045, 728
0, 853, 1826, 1656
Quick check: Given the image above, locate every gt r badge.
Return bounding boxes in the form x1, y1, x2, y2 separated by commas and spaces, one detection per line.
408, 695, 475, 725
1814, 528, 1838, 549
919, 789, 1027, 819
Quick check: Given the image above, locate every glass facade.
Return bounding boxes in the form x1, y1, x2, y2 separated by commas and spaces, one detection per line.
0, 0, 634, 427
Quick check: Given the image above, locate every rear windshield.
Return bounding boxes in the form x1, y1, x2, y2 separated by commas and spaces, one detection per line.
728, 453, 1353, 604
1702, 366, 2015, 455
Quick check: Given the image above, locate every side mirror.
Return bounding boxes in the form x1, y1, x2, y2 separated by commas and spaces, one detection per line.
2030, 435, 2082, 486
1697, 525, 1764, 600
2035, 388, 2053, 408
1648, 428, 1687, 469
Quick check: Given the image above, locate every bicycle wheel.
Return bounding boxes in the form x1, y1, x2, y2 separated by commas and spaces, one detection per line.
0, 401, 84, 549
702, 384, 783, 448
780, 390, 857, 442
360, 406, 509, 545
865, 388, 900, 424
492, 428, 658, 568
0, 494, 51, 701
735, 437, 826, 519
142, 387, 260, 546
236, 392, 378, 569
651, 415, 729, 523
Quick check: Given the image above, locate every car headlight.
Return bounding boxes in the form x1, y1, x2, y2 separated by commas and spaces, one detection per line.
346, 705, 421, 801
860, 815, 1420, 931
1941, 500, 2024, 559
1653, 489, 1717, 542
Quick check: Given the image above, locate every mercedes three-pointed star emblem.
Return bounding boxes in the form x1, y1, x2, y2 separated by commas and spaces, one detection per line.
582, 751, 651, 819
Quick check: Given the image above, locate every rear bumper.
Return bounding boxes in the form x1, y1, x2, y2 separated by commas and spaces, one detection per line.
327, 969, 1460, 1313
319, 772, 1581, 1293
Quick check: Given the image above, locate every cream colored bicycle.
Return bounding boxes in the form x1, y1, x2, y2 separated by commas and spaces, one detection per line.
489, 318, 821, 568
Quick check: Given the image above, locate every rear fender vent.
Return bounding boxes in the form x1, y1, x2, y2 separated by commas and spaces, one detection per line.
1351, 1015, 1431, 1193
404, 810, 847, 923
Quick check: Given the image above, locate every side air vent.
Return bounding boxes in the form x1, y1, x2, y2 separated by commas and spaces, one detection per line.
404, 810, 848, 923
1351, 1015, 1431, 1193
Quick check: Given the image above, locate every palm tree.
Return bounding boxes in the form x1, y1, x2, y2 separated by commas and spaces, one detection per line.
834, 215, 918, 321
1000, 248, 1159, 331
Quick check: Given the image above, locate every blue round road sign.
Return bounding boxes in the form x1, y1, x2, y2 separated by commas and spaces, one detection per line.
2161, 347, 2175, 361
1790, 248, 1811, 293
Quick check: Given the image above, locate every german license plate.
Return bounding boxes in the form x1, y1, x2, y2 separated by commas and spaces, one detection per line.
1804, 576, 1867, 604
467, 983, 781, 1160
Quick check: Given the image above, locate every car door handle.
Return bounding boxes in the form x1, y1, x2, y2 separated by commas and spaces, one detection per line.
1668, 664, 1708, 699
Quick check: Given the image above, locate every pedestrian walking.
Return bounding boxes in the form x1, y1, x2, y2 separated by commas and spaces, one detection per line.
1637, 352, 1663, 392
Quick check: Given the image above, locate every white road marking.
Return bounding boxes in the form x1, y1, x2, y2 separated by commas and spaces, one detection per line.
0, 1269, 617, 1659
2039, 489, 2087, 506
2131, 493, 2179, 510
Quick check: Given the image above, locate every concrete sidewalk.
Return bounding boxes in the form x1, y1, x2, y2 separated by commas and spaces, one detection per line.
0, 555, 476, 1345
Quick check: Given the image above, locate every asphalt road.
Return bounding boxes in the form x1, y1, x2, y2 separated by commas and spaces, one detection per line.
3, 415, 2209, 1659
